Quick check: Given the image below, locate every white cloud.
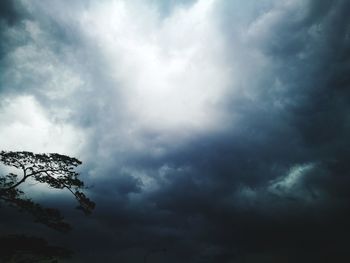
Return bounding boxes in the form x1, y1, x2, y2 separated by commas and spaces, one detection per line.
78, 0, 231, 133
1, 0, 314, 171
269, 163, 315, 193
245, 0, 307, 45
0, 95, 84, 155
231, 163, 323, 212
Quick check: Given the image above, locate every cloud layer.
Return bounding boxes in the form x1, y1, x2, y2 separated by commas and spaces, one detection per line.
1, 0, 350, 262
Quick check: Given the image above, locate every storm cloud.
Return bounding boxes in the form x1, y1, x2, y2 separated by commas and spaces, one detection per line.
1, 0, 350, 262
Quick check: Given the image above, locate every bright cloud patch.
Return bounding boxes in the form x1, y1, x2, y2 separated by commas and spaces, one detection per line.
269, 163, 316, 192
0, 95, 84, 155
79, 0, 231, 131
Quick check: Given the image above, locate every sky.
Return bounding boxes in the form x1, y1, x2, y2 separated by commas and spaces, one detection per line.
0, 0, 350, 262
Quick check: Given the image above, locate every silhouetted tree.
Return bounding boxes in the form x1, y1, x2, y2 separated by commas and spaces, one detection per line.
0, 151, 95, 230
0, 151, 96, 262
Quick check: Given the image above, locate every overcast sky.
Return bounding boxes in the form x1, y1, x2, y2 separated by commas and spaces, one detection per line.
1, 0, 350, 262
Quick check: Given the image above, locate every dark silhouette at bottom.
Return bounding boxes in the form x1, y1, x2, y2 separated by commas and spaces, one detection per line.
0, 234, 72, 263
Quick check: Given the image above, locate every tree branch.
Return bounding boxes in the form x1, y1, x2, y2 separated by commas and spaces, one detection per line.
3, 168, 29, 191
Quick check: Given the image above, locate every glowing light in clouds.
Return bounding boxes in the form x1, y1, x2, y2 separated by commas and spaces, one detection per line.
0, 96, 84, 154
80, 0, 231, 132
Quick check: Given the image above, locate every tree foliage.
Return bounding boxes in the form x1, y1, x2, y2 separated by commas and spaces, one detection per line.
0, 151, 95, 232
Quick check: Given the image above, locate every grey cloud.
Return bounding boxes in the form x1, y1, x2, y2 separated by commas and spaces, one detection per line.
0, 0, 21, 26
151, 0, 198, 16
0, 0, 349, 262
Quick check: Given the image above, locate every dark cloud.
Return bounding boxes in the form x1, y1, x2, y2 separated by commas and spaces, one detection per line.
0, 0, 21, 25
96, 0, 350, 261
0, 0, 24, 63
0, 0, 350, 262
